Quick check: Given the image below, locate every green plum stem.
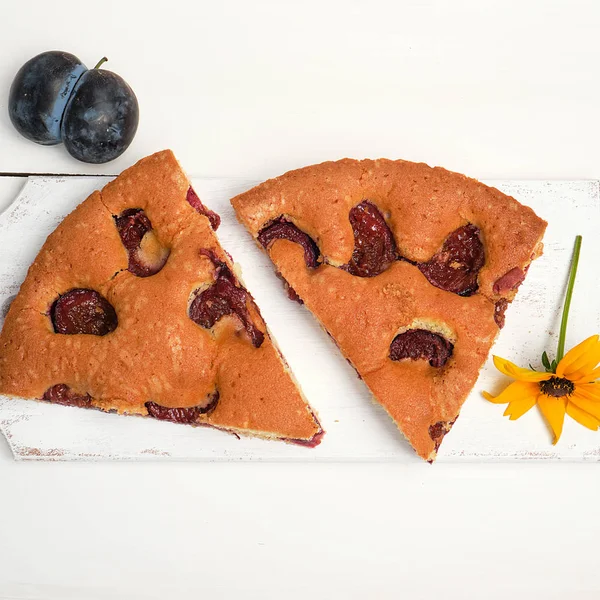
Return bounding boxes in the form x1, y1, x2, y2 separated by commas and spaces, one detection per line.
93, 57, 108, 70
556, 235, 582, 365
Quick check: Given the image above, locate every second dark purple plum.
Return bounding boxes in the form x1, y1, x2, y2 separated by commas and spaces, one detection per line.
61, 67, 139, 164
8, 51, 87, 145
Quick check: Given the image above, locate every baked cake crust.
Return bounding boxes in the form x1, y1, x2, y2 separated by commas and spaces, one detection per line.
231, 158, 547, 460
0, 150, 322, 444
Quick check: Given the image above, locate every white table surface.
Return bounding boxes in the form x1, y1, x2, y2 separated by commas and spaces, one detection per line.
1, 1, 600, 598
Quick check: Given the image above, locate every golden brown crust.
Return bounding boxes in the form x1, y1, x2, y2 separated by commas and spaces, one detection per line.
0, 150, 321, 443
231, 158, 547, 459
232, 159, 547, 301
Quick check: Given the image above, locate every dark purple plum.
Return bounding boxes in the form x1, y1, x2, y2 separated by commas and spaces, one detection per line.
8, 52, 139, 164
8, 51, 87, 145
61, 58, 139, 164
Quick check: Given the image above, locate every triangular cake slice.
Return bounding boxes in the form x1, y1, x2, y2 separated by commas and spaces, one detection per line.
231, 159, 546, 460
0, 150, 322, 446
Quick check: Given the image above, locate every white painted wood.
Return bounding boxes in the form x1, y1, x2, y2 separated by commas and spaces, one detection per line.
0, 176, 598, 461
1, 1, 600, 188
4, 4, 600, 599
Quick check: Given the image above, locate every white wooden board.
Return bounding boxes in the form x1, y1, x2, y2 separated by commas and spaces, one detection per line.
0, 176, 598, 462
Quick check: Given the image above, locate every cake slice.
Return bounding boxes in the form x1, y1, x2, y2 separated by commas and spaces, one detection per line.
231, 159, 546, 460
0, 150, 322, 446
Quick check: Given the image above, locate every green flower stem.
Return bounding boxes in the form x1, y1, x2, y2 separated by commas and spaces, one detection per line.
93, 57, 108, 70
556, 235, 582, 364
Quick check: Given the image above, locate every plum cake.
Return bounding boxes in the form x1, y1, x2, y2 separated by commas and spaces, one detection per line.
0, 150, 323, 446
231, 159, 546, 460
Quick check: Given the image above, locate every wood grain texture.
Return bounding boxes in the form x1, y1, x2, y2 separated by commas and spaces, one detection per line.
0, 176, 598, 462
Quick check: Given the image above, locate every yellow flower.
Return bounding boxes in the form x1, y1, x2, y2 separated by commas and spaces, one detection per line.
484, 335, 600, 444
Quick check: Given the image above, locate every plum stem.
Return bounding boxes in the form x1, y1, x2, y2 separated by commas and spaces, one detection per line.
93, 57, 108, 69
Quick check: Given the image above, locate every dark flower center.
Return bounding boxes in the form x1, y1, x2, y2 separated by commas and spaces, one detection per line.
540, 376, 574, 398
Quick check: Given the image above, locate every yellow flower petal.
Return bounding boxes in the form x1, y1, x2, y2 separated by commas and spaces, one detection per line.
492, 356, 552, 382
566, 402, 600, 431
504, 395, 538, 420
565, 342, 600, 381
556, 335, 600, 377
482, 380, 539, 405
573, 384, 600, 402
569, 393, 600, 420
538, 395, 567, 444
577, 366, 600, 383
